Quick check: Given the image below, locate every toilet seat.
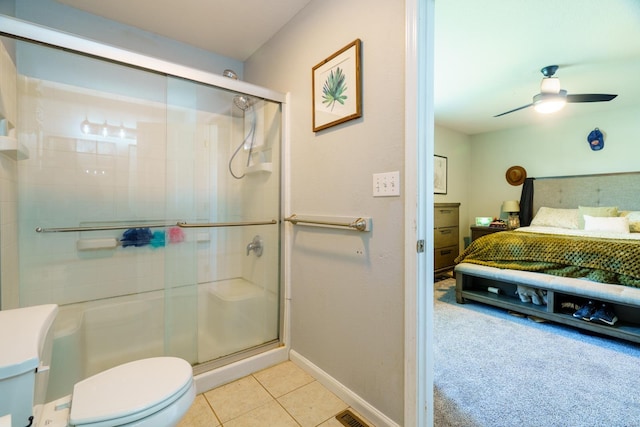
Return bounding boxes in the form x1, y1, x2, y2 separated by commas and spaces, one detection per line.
69, 357, 193, 427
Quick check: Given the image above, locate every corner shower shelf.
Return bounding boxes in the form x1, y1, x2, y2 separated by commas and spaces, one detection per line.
0, 136, 29, 160
246, 163, 273, 174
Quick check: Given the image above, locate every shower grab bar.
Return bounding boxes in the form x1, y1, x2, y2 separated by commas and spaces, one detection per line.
284, 214, 370, 232
177, 220, 278, 228
36, 219, 278, 233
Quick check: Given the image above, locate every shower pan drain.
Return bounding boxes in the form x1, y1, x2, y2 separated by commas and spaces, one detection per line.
335, 409, 370, 427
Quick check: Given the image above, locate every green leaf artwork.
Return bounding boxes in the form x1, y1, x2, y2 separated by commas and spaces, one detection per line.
322, 67, 348, 111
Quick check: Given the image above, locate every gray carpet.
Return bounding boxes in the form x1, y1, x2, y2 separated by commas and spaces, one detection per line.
434, 277, 640, 427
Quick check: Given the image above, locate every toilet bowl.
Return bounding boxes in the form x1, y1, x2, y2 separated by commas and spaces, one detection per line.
0, 304, 195, 427
41, 357, 195, 427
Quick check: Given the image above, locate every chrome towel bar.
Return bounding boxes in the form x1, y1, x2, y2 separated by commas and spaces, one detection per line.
36, 220, 278, 233
284, 214, 370, 232
176, 220, 278, 228
36, 223, 176, 233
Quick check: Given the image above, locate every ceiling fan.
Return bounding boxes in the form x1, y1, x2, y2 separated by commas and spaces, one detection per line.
494, 65, 618, 117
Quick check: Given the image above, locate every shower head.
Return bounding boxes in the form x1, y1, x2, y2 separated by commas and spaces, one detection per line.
222, 69, 238, 80
233, 95, 254, 111
223, 69, 254, 111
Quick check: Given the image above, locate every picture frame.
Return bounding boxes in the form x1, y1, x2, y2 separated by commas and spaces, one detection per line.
434, 155, 448, 194
312, 39, 362, 132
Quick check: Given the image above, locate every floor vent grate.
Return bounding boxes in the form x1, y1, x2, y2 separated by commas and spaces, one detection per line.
335, 409, 370, 427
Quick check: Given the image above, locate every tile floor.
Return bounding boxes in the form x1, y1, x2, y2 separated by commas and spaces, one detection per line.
178, 360, 372, 427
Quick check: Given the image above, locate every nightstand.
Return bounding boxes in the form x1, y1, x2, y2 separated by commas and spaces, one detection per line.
470, 226, 506, 242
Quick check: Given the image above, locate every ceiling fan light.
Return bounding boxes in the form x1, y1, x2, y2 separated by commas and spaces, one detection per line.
533, 91, 567, 114
540, 77, 561, 94
534, 99, 566, 114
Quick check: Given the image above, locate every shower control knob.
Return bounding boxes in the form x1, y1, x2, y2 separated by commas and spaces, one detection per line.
247, 235, 263, 257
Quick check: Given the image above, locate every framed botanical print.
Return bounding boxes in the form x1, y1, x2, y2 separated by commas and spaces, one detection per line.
312, 39, 362, 132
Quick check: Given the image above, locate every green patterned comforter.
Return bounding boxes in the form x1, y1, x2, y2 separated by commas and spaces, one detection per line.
454, 231, 640, 287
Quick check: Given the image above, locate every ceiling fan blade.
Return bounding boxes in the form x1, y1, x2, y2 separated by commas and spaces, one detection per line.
566, 93, 618, 103
494, 103, 533, 117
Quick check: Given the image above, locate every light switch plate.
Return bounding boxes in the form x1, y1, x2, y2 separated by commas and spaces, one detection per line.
373, 171, 400, 197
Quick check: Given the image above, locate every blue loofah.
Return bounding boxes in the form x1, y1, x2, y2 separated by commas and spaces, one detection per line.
150, 230, 166, 248
121, 227, 153, 247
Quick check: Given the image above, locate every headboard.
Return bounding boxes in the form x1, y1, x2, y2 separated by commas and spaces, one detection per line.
533, 172, 640, 213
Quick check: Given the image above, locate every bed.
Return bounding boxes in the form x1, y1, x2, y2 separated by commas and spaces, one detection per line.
454, 172, 640, 343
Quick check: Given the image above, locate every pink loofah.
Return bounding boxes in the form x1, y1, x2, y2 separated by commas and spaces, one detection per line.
168, 227, 185, 243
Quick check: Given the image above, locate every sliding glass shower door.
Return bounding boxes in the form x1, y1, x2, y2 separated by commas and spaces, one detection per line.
10, 34, 281, 398
164, 76, 282, 366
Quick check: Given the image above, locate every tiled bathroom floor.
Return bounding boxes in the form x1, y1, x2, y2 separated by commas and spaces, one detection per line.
178, 360, 372, 427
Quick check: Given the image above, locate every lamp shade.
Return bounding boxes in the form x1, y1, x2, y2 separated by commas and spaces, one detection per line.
540, 77, 561, 94
502, 200, 520, 213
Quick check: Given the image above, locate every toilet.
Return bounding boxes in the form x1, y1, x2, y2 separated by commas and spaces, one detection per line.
0, 304, 195, 427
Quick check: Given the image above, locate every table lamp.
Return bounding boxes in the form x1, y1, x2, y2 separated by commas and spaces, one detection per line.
502, 200, 520, 229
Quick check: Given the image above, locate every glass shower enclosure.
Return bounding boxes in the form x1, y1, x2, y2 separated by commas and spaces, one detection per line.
1, 26, 282, 399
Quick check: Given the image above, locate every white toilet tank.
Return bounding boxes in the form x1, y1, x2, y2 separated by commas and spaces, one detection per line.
0, 304, 58, 427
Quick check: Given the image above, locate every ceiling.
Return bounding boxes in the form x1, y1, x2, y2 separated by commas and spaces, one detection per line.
435, 0, 640, 135
57, 0, 640, 136
56, 0, 313, 61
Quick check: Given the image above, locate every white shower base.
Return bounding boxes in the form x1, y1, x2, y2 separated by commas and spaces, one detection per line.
46, 277, 279, 401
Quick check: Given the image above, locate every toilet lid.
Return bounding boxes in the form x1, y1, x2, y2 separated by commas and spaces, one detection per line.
70, 357, 193, 427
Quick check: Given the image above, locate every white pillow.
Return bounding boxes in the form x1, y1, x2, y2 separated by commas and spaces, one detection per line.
619, 211, 640, 232
583, 215, 630, 234
578, 205, 619, 229
530, 207, 579, 229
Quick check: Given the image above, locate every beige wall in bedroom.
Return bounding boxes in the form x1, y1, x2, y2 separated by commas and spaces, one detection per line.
437, 105, 640, 244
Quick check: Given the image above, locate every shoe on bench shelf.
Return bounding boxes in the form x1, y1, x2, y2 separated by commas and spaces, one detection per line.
589, 303, 618, 326
573, 301, 597, 321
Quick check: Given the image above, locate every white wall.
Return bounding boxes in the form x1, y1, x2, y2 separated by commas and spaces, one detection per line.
466, 105, 640, 228
245, 0, 406, 423
436, 105, 640, 242
435, 105, 640, 248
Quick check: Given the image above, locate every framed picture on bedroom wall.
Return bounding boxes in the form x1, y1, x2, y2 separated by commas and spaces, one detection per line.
434, 155, 447, 194
312, 39, 362, 132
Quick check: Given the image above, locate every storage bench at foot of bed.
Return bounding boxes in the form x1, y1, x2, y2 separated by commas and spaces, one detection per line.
455, 263, 640, 344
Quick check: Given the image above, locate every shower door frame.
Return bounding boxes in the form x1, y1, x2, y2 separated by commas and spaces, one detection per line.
0, 14, 291, 390
0, 17, 283, 103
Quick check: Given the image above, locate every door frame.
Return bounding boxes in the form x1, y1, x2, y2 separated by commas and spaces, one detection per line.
404, 0, 435, 425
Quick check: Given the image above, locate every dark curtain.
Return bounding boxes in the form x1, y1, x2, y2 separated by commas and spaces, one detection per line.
519, 177, 535, 226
